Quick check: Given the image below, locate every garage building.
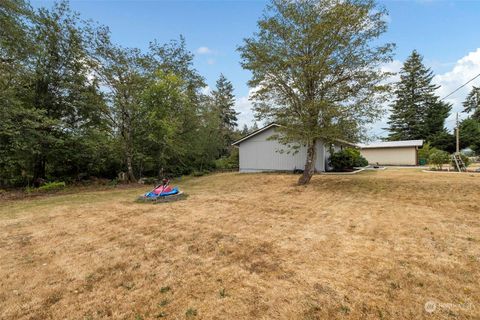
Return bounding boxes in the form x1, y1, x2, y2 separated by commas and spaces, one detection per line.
358, 140, 424, 166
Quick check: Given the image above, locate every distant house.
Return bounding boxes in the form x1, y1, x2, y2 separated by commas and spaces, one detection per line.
232, 123, 353, 172
358, 140, 424, 166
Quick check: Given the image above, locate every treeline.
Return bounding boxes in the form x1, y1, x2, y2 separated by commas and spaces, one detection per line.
0, 0, 250, 187
386, 50, 480, 154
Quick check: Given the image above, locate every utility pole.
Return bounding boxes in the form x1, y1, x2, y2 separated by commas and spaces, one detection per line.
456, 112, 460, 154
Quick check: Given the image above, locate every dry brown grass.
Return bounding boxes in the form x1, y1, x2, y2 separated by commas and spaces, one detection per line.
0, 169, 479, 319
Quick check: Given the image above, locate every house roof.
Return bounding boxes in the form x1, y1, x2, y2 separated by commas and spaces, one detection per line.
358, 140, 424, 149
231, 123, 279, 146
231, 123, 356, 147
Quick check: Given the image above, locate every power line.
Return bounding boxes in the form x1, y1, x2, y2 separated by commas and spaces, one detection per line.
440, 73, 480, 101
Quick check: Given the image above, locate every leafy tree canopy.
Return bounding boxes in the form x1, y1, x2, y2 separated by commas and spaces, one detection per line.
239, 0, 394, 184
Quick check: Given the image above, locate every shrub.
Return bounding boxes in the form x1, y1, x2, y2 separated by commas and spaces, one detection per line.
329, 147, 368, 171
214, 149, 239, 170
418, 143, 441, 164
26, 181, 66, 193
428, 150, 450, 170
37, 181, 66, 192
353, 153, 368, 167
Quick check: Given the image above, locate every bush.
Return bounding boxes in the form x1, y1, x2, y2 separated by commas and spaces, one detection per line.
38, 181, 66, 192
428, 150, 450, 170
26, 181, 66, 193
214, 149, 239, 170
329, 148, 368, 171
418, 143, 439, 164
353, 153, 368, 167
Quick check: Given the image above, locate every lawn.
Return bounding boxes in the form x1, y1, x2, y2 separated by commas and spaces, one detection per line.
0, 170, 479, 319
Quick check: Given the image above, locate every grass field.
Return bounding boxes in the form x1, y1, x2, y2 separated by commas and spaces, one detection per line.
1, 170, 479, 319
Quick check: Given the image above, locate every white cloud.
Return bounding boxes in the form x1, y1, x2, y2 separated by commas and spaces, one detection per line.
380, 59, 403, 82
196, 47, 218, 65
235, 87, 260, 128
434, 48, 480, 128
196, 46, 214, 55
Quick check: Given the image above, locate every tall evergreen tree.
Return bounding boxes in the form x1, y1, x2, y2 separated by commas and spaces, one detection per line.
386, 50, 451, 141
211, 74, 238, 155
463, 86, 480, 120
459, 118, 480, 153
241, 124, 249, 136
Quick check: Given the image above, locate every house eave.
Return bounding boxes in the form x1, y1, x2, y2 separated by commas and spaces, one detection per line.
232, 122, 356, 147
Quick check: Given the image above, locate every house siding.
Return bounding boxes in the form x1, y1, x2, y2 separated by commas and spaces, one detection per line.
360, 147, 418, 166
238, 126, 327, 172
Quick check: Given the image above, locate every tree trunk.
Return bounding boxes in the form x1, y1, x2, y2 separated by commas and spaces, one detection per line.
125, 148, 136, 183
298, 139, 317, 185
122, 111, 136, 183
33, 155, 46, 187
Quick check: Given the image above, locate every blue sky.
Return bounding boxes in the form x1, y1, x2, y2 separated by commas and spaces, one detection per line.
32, 0, 480, 138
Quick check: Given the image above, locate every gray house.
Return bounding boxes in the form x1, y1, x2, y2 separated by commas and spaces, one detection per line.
232, 123, 351, 173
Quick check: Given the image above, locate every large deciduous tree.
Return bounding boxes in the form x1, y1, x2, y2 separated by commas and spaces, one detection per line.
30, 2, 107, 182
386, 50, 451, 142
140, 70, 199, 176
1, 0, 285, 186
96, 43, 150, 182
1, 0, 109, 185
239, 0, 394, 184
0, 0, 36, 185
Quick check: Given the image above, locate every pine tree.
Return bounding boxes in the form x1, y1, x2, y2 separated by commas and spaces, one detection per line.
212, 74, 238, 155
463, 86, 480, 120
386, 50, 451, 141
241, 124, 249, 136
212, 74, 238, 130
